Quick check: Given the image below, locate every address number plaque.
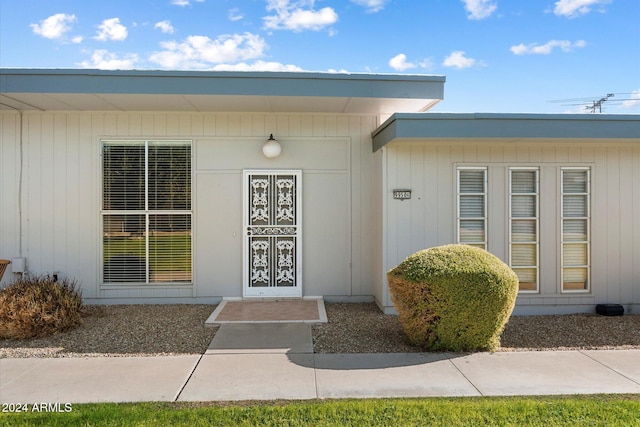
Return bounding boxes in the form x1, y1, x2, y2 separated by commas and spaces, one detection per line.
393, 189, 412, 200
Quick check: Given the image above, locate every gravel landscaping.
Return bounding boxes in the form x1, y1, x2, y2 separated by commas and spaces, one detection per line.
1, 303, 639, 358
314, 303, 640, 353
0, 305, 217, 358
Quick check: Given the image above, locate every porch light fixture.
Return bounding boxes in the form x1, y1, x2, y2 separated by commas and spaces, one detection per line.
262, 134, 282, 158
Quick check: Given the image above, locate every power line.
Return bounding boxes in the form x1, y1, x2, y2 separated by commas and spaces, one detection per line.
548, 92, 638, 113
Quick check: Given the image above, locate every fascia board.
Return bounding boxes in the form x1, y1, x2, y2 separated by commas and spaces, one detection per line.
0, 69, 445, 99
372, 113, 640, 151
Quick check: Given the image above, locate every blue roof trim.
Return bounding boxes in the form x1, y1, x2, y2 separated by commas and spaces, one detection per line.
372, 113, 640, 151
0, 69, 445, 99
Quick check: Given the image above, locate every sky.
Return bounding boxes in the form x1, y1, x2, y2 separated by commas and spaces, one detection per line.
0, 0, 639, 114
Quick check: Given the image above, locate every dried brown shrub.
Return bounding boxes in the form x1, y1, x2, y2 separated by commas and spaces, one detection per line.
0, 275, 83, 339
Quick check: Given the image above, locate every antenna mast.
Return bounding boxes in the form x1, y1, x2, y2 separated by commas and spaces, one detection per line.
588, 93, 615, 113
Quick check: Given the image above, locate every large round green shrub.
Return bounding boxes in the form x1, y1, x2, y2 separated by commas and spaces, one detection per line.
387, 244, 518, 352
0, 275, 83, 339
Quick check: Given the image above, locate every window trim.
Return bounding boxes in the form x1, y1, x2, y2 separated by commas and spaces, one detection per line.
100, 139, 193, 286
509, 167, 540, 293
560, 166, 591, 293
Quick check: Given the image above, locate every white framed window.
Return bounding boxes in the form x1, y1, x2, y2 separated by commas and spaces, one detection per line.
457, 167, 487, 249
509, 168, 539, 292
561, 167, 590, 292
101, 140, 192, 284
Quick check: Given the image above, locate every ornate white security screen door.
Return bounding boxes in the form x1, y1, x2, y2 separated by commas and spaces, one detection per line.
243, 170, 302, 297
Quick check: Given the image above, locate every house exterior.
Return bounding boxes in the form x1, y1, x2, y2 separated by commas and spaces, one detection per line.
373, 113, 640, 315
1, 69, 639, 315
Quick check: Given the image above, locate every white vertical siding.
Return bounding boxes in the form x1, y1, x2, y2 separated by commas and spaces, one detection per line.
371, 148, 385, 307
382, 141, 640, 314
0, 112, 20, 285
634, 146, 640, 307
12, 113, 101, 296
0, 111, 378, 301
539, 165, 559, 294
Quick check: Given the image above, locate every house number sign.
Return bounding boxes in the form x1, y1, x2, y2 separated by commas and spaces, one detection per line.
393, 189, 412, 200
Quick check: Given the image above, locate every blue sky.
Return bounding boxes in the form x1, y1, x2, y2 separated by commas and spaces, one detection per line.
1, 0, 638, 113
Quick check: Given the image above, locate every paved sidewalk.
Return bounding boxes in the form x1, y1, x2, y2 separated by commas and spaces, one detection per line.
2, 324, 640, 403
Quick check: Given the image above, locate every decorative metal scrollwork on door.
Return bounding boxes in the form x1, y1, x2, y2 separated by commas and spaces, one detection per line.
244, 171, 301, 295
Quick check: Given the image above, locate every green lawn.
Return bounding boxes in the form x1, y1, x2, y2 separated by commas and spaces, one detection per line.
2, 396, 639, 426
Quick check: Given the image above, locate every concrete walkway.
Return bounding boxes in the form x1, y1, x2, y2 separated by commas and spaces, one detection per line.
2, 323, 640, 403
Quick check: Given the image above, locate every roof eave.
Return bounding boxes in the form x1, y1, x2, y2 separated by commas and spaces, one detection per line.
0, 69, 445, 114
372, 113, 640, 151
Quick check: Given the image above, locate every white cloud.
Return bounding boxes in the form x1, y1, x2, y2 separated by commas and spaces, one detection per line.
172, 0, 205, 6
388, 54, 416, 71
229, 8, 244, 21
71, 35, 83, 44
264, 0, 338, 31
154, 20, 175, 34
510, 39, 586, 55
95, 18, 128, 41
553, 0, 611, 18
149, 32, 267, 69
78, 50, 138, 69
461, 0, 497, 20
30, 13, 77, 39
350, 0, 389, 13
419, 58, 435, 71
443, 51, 479, 68
212, 60, 304, 71
622, 90, 640, 108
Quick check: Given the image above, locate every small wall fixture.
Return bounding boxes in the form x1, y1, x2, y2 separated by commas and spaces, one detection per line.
262, 134, 282, 158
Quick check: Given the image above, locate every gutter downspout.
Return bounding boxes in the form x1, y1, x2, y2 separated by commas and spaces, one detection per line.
18, 110, 24, 258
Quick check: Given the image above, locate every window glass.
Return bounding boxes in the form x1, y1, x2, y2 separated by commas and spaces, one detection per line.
148, 143, 191, 210
561, 169, 590, 292
510, 168, 539, 292
102, 141, 192, 284
459, 195, 485, 217
457, 168, 486, 249
102, 144, 145, 211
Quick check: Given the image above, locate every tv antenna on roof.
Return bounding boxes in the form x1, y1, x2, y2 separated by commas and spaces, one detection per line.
548, 92, 637, 113
587, 93, 614, 113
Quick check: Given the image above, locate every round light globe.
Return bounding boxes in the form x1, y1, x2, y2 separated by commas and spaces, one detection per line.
262, 138, 282, 158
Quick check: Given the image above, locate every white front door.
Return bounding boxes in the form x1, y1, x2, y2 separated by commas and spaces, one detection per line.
243, 170, 302, 297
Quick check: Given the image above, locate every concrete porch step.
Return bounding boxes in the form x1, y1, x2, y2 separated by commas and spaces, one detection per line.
205, 297, 327, 324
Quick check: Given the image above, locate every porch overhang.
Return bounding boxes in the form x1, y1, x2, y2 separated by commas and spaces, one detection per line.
372, 113, 640, 152
0, 69, 445, 115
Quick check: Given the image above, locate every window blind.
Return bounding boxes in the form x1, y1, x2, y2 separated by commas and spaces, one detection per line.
148, 143, 191, 211
458, 168, 487, 249
563, 219, 587, 241
510, 168, 539, 292
562, 170, 588, 193
511, 220, 536, 242
511, 244, 537, 266
102, 143, 145, 211
102, 141, 192, 284
459, 195, 485, 217
561, 168, 590, 291
511, 170, 536, 193
459, 170, 485, 193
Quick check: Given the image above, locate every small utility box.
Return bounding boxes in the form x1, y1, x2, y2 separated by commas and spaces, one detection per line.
596, 304, 624, 316
11, 257, 26, 274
